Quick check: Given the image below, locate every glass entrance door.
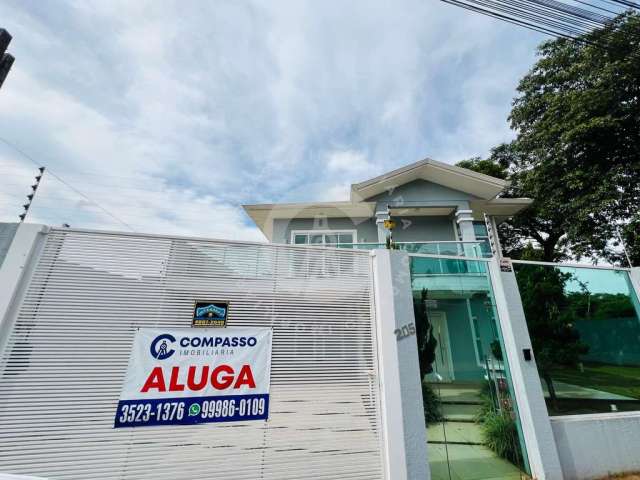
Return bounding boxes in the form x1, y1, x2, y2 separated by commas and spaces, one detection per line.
411, 256, 531, 480
428, 311, 454, 383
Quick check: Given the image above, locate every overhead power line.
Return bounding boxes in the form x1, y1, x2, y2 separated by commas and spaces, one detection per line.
441, 0, 639, 52
0, 137, 135, 232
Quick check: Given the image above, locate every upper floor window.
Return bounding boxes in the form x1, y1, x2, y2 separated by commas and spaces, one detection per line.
473, 222, 488, 238
472, 222, 492, 256
457, 221, 492, 256
291, 230, 356, 246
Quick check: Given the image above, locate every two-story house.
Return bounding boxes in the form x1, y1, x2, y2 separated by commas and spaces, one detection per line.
243, 158, 531, 257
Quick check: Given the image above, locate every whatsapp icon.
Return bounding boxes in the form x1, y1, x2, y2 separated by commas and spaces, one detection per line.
188, 403, 201, 416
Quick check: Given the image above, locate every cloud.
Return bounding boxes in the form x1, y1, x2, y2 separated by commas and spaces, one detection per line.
0, 0, 543, 241
327, 150, 371, 174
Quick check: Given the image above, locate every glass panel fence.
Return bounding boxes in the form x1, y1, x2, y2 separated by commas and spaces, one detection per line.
513, 262, 640, 416
411, 256, 530, 480
328, 241, 491, 258
398, 242, 483, 257
333, 242, 384, 250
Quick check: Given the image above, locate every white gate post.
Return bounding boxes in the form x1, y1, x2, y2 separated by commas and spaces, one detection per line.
0, 223, 47, 352
488, 258, 564, 480
629, 268, 640, 300
371, 249, 428, 480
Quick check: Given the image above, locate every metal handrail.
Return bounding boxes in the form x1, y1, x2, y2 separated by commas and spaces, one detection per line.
510, 258, 630, 271
325, 240, 483, 246
394, 240, 483, 245
321, 240, 492, 259
407, 252, 492, 262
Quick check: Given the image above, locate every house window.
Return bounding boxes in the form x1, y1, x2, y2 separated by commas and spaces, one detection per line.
455, 221, 492, 256
289, 230, 358, 277
291, 231, 356, 246
473, 222, 492, 256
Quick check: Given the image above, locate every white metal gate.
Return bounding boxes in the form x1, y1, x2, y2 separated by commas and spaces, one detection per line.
0, 228, 384, 479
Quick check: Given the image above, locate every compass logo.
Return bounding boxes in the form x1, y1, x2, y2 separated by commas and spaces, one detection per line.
150, 333, 176, 360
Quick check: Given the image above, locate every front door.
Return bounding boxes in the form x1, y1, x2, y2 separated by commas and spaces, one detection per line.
427, 311, 454, 382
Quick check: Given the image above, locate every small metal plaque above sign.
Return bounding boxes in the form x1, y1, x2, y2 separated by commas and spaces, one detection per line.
192, 301, 228, 327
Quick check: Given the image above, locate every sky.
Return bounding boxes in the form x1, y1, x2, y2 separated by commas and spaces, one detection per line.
0, 0, 544, 241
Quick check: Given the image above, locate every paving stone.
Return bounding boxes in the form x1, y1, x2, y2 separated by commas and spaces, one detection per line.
431, 384, 484, 404
426, 383, 527, 480
442, 403, 480, 421
428, 444, 524, 480
428, 421, 484, 445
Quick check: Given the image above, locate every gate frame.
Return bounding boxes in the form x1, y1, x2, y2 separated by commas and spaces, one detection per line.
0, 223, 48, 356
0, 223, 393, 479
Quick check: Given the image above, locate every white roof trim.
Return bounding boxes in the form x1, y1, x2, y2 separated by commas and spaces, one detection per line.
469, 197, 533, 220
350, 157, 510, 201
242, 158, 529, 240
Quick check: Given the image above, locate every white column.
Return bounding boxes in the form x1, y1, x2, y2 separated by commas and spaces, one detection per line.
455, 209, 475, 240
0, 223, 47, 353
455, 208, 477, 256
375, 205, 390, 244
630, 268, 640, 299
371, 249, 429, 480
488, 258, 564, 480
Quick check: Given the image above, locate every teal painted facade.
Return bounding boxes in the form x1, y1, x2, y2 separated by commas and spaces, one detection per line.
427, 296, 500, 382
274, 215, 458, 245
271, 179, 478, 245
389, 216, 456, 242
273, 216, 379, 244
365, 179, 477, 206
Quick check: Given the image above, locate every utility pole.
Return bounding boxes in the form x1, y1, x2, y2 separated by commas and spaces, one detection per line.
0, 29, 15, 90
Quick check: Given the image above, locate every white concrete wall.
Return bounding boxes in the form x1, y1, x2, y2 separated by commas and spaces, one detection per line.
371, 249, 429, 480
0, 223, 47, 354
0, 223, 19, 268
551, 412, 640, 479
630, 267, 640, 298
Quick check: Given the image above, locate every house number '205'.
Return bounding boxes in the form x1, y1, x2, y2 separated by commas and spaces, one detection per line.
395, 323, 416, 341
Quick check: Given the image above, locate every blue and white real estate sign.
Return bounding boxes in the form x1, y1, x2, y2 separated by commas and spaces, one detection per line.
114, 327, 272, 428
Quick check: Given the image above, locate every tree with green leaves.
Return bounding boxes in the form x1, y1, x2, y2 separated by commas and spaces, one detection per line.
456, 156, 509, 180
459, 12, 640, 265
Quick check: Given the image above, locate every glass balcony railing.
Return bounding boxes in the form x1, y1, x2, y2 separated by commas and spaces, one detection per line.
327, 241, 491, 258
332, 242, 384, 250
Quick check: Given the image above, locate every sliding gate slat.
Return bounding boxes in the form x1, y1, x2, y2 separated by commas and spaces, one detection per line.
0, 228, 384, 480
